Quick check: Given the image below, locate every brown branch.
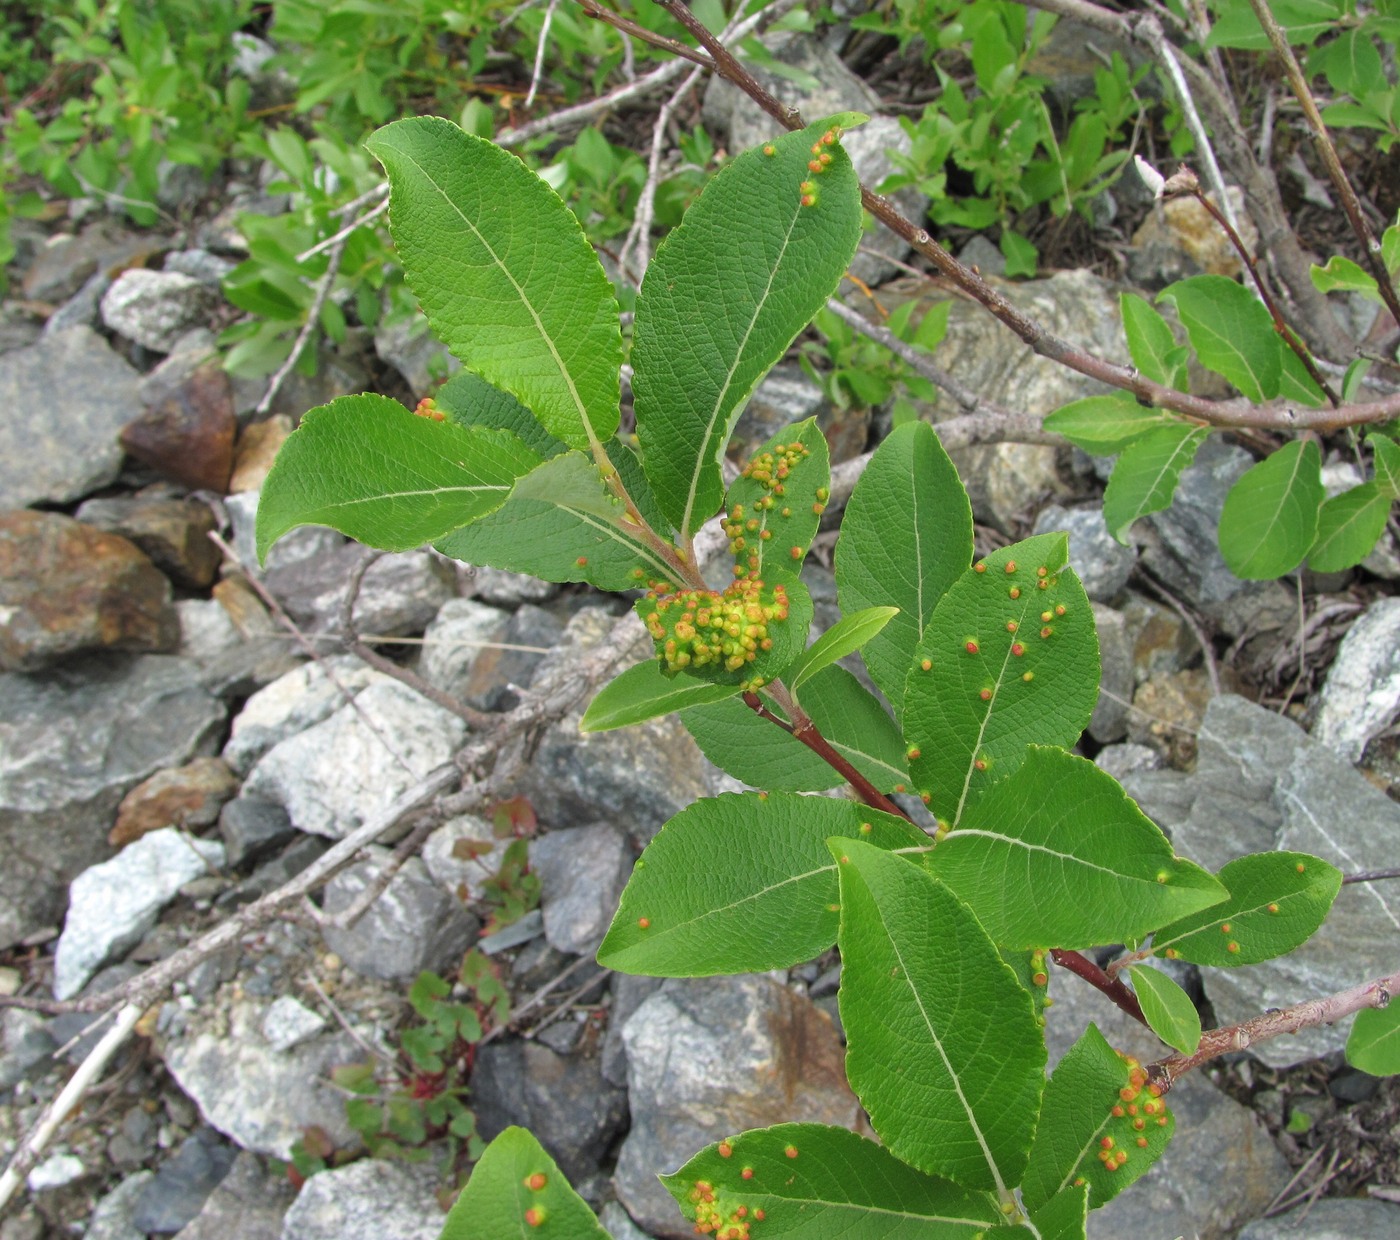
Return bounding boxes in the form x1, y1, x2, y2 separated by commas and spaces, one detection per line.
1051, 948, 1149, 1026
1344, 868, 1400, 885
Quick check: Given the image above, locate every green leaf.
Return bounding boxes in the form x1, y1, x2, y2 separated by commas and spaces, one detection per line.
835, 421, 975, 718
438, 1126, 607, 1239
580, 660, 743, 733
1311, 254, 1381, 302
928, 748, 1227, 948
904, 535, 1099, 827
681, 665, 910, 793
1218, 439, 1324, 579
1322, 28, 1386, 98
1347, 1005, 1400, 1076
435, 451, 681, 590
1370, 433, 1400, 498
1021, 1024, 1174, 1213
434, 371, 566, 460
661, 1124, 1001, 1237
633, 122, 862, 537
1043, 396, 1185, 456
1129, 965, 1202, 1055
1152, 851, 1341, 967
597, 792, 928, 976
1101, 424, 1211, 542
786, 606, 900, 695
255, 394, 540, 561
1120, 293, 1187, 390
1159, 276, 1281, 401
366, 117, 621, 452
1308, 483, 1392, 572
832, 838, 1045, 1192
1205, 0, 1341, 50
1025, 1183, 1089, 1240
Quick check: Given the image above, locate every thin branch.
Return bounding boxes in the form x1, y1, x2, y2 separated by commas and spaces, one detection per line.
317, 814, 444, 932
524, 0, 561, 110
297, 196, 388, 265
256, 229, 350, 416
1051, 948, 1149, 1026
1344, 868, 1400, 885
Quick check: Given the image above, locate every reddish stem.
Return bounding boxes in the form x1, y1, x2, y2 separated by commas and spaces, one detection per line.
1050, 948, 1148, 1026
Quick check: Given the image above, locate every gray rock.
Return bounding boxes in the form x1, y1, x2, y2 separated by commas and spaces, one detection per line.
219, 797, 296, 869
422, 814, 513, 900
0, 302, 43, 354
74, 496, 221, 590
1238, 1197, 1400, 1238
460, 602, 564, 711
229, 836, 328, 903
172, 1151, 294, 1240
729, 362, 831, 463
50, 964, 141, 1062
841, 115, 929, 286
264, 547, 455, 638
0, 654, 225, 949
54, 827, 225, 999
320, 852, 477, 982
27, 1152, 86, 1191
260, 996, 327, 1052
164, 249, 237, 287
1093, 741, 1163, 781
1121, 593, 1193, 684
100, 269, 217, 352
374, 310, 456, 394
469, 565, 557, 606
0, 1009, 56, 1090
0, 326, 140, 508
224, 490, 345, 580
958, 234, 1005, 277
1311, 596, 1400, 763
176, 599, 244, 665
160, 993, 360, 1158
598, 1201, 653, 1240
416, 599, 510, 704
532, 824, 632, 954
21, 221, 157, 304
241, 680, 467, 838
615, 975, 858, 1237
132, 1129, 237, 1234
1088, 602, 1131, 743
85, 1171, 155, 1240
602, 973, 665, 1088
277, 1158, 444, 1240
1033, 503, 1137, 602
42, 270, 110, 336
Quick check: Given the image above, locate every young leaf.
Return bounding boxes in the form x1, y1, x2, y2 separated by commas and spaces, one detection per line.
580, 661, 742, 733
435, 451, 681, 590
660, 1124, 1001, 1237
1151, 851, 1342, 967
1026, 1182, 1089, 1240
439, 1126, 608, 1239
1129, 965, 1202, 1055
835, 420, 975, 718
597, 793, 928, 976
255, 394, 540, 561
1043, 396, 1183, 456
366, 117, 622, 451
1218, 439, 1324, 579
680, 665, 909, 793
1308, 482, 1392, 572
1021, 1024, 1174, 1213
1159, 275, 1281, 401
1120, 292, 1187, 390
928, 748, 1228, 948
1346, 1005, 1400, 1076
786, 606, 900, 695
832, 838, 1046, 1193
1101, 424, 1210, 542
1370, 433, 1400, 498
1311, 254, 1381, 302
903, 535, 1099, 827
632, 122, 861, 537
434, 371, 567, 460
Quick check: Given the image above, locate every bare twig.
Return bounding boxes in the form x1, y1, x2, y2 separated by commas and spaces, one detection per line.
1343, 868, 1400, 885
319, 815, 443, 932
256, 229, 351, 417
524, 0, 561, 110
296, 196, 388, 265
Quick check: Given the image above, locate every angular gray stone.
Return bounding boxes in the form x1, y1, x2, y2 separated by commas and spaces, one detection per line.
459, 602, 564, 711
616, 975, 858, 1237
85, 1170, 154, 1240
469, 565, 557, 606
422, 814, 513, 901
0, 655, 225, 949
0, 1009, 56, 1091
22, 221, 157, 304
264, 546, 455, 637
374, 310, 456, 394
0, 326, 141, 508
260, 996, 327, 1052
219, 797, 296, 870
172, 1151, 294, 1240
1238, 1197, 1400, 1238
54, 828, 226, 999
164, 249, 237, 287
1312, 596, 1400, 763
321, 852, 477, 982
531, 824, 633, 954
1033, 503, 1137, 602
100, 269, 217, 352
132, 1129, 237, 1235
1088, 602, 1131, 743
277, 1158, 444, 1240
241, 680, 467, 838
598, 1201, 653, 1240
416, 598, 510, 703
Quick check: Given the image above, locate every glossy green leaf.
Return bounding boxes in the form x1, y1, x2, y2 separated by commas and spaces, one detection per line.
1218, 439, 1324, 579
1371, 433, 1400, 499
580, 660, 742, 733
1151, 851, 1341, 967
928, 748, 1227, 948
904, 535, 1099, 826
833, 838, 1045, 1192
598, 793, 928, 976
434, 371, 566, 460
1129, 965, 1202, 1055
1102, 424, 1210, 542
681, 665, 910, 793
633, 122, 861, 536
1159, 276, 1280, 401
256, 394, 539, 560
366, 117, 621, 451
1311, 254, 1381, 301
435, 450, 680, 590
722, 418, 830, 586
787, 606, 900, 694
1043, 396, 1184, 456
1308, 483, 1392, 572
1021, 1024, 1174, 1213
1346, 1005, 1400, 1076
439, 1126, 607, 1239
1120, 293, 1187, 390
835, 421, 975, 718
1026, 1183, 1089, 1240
662, 1124, 1000, 1237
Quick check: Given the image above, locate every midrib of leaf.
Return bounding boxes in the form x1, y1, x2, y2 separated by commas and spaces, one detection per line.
392, 144, 601, 454
641, 863, 832, 949
1355, 1019, 1400, 1057
1121, 429, 1203, 527
734, 1194, 995, 1227
310, 479, 514, 512
952, 635, 1014, 826
680, 204, 804, 536
941, 827, 1148, 883
1050, 1111, 1114, 1203
1151, 884, 1320, 954
555, 502, 678, 581
1313, 489, 1384, 558
1194, 313, 1272, 398
1234, 444, 1308, 565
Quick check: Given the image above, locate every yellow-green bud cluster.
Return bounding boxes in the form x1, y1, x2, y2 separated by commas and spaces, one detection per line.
641, 578, 791, 687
